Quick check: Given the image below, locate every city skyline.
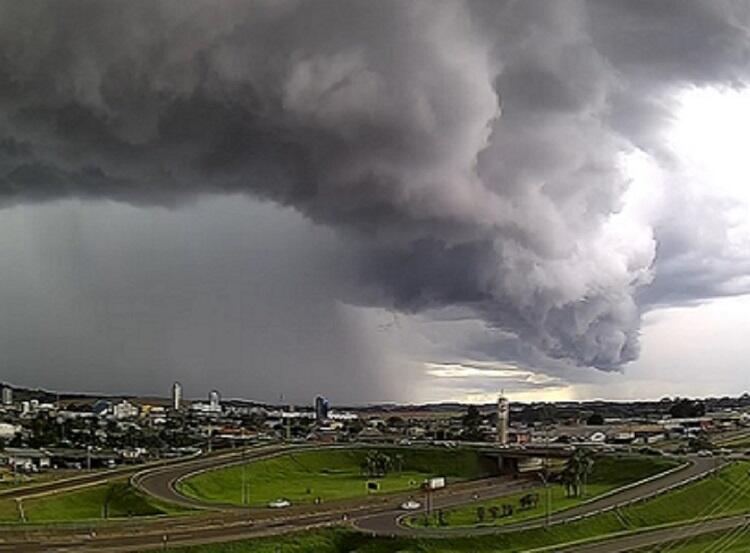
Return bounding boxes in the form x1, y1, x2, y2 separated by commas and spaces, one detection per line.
1, 4, 750, 550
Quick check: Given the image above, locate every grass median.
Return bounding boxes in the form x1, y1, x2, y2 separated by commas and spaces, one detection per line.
153, 460, 750, 553
405, 454, 678, 528
9, 480, 192, 523
633, 526, 750, 552
177, 447, 496, 507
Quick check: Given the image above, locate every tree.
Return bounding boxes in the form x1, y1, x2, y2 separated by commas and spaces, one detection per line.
386, 416, 405, 429
586, 413, 604, 426
437, 509, 447, 526
347, 419, 364, 436
560, 466, 577, 498
462, 405, 483, 441
27, 412, 59, 448
393, 453, 404, 474
562, 449, 595, 498
688, 432, 714, 452
669, 399, 705, 418
520, 492, 540, 510
361, 450, 393, 478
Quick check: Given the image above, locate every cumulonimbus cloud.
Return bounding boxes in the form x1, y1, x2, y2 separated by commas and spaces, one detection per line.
0, 0, 748, 371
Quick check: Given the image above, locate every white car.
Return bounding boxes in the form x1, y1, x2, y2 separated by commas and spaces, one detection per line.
400, 499, 422, 511
268, 498, 292, 508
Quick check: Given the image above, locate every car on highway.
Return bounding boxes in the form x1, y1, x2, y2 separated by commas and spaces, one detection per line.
400, 499, 421, 510
268, 498, 292, 508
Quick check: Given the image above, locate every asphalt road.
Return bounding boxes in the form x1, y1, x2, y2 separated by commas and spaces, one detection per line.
1, 509, 746, 553
0, 450, 724, 552
354, 456, 718, 537
0, 476, 530, 552
0, 453, 204, 501
130, 443, 297, 509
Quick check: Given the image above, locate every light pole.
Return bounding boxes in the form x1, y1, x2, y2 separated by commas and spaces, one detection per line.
537, 470, 551, 528
241, 449, 247, 506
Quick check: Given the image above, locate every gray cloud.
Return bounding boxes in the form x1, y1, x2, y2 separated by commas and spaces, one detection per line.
0, 0, 749, 384
0, 198, 405, 403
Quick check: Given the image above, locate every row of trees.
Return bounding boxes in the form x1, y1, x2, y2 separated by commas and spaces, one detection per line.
559, 448, 595, 498
360, 450, 405, 478
474, 492, 540, 523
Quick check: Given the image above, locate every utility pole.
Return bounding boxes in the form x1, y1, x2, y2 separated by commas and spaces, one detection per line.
241, 449, 247, 506
538, 469, 551, 528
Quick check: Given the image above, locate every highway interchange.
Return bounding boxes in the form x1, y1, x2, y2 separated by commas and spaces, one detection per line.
0, 444, 742, 552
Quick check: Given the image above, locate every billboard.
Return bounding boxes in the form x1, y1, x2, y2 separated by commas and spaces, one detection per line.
426, 477, 445, 490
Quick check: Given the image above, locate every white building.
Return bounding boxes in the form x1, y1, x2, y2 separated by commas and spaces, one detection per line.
1, 387, 12, 406
328, 411, 359, 422
191, 402, 221, 414
0, 423, 20, 440
1, 448, 51, 471
209, 390, 221, 412
172, 382, 183, 411
497, 394, 510, 445
113, 400, 139, 420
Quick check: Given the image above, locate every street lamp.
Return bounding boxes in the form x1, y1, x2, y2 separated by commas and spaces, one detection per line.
537, 470, 551, 528
241, 448, 248, 506
541, 418, 552, 528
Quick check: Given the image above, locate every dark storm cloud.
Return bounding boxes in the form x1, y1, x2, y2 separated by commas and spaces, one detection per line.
0, 198, 403, 404
0, 0, 749, 375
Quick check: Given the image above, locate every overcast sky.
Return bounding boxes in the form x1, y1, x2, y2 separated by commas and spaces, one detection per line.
0, 1, 749, 404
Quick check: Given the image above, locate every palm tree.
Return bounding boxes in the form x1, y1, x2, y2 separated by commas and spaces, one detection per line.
361, 450, 393, 478
393, 453, 404, 474
562, 449, 595, 498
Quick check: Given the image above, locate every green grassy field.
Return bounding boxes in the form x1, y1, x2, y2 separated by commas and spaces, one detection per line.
0, 499, 19, 522
141, 516, 628, 553
158, 460, 750, 553
0, 468, 94, 489
621, 460, 750, 528
177, 447, 496, 507
719, 435, 750, 449
635, 527, 750, 552
18, 481, 190, 523
407, 454, 679, 528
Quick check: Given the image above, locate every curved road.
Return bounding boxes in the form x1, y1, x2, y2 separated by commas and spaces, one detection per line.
131, 443, 298, 509
354, 456, 718, 537
0, 450, 724, 552
0, 453, 203, 502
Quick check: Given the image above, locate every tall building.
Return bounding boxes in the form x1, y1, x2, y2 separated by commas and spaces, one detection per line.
209, 390, 221, 412
314, 395, 329, 422
172, 381, 183, 411
497, 393, 510, 445
1, 386, 12, 406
